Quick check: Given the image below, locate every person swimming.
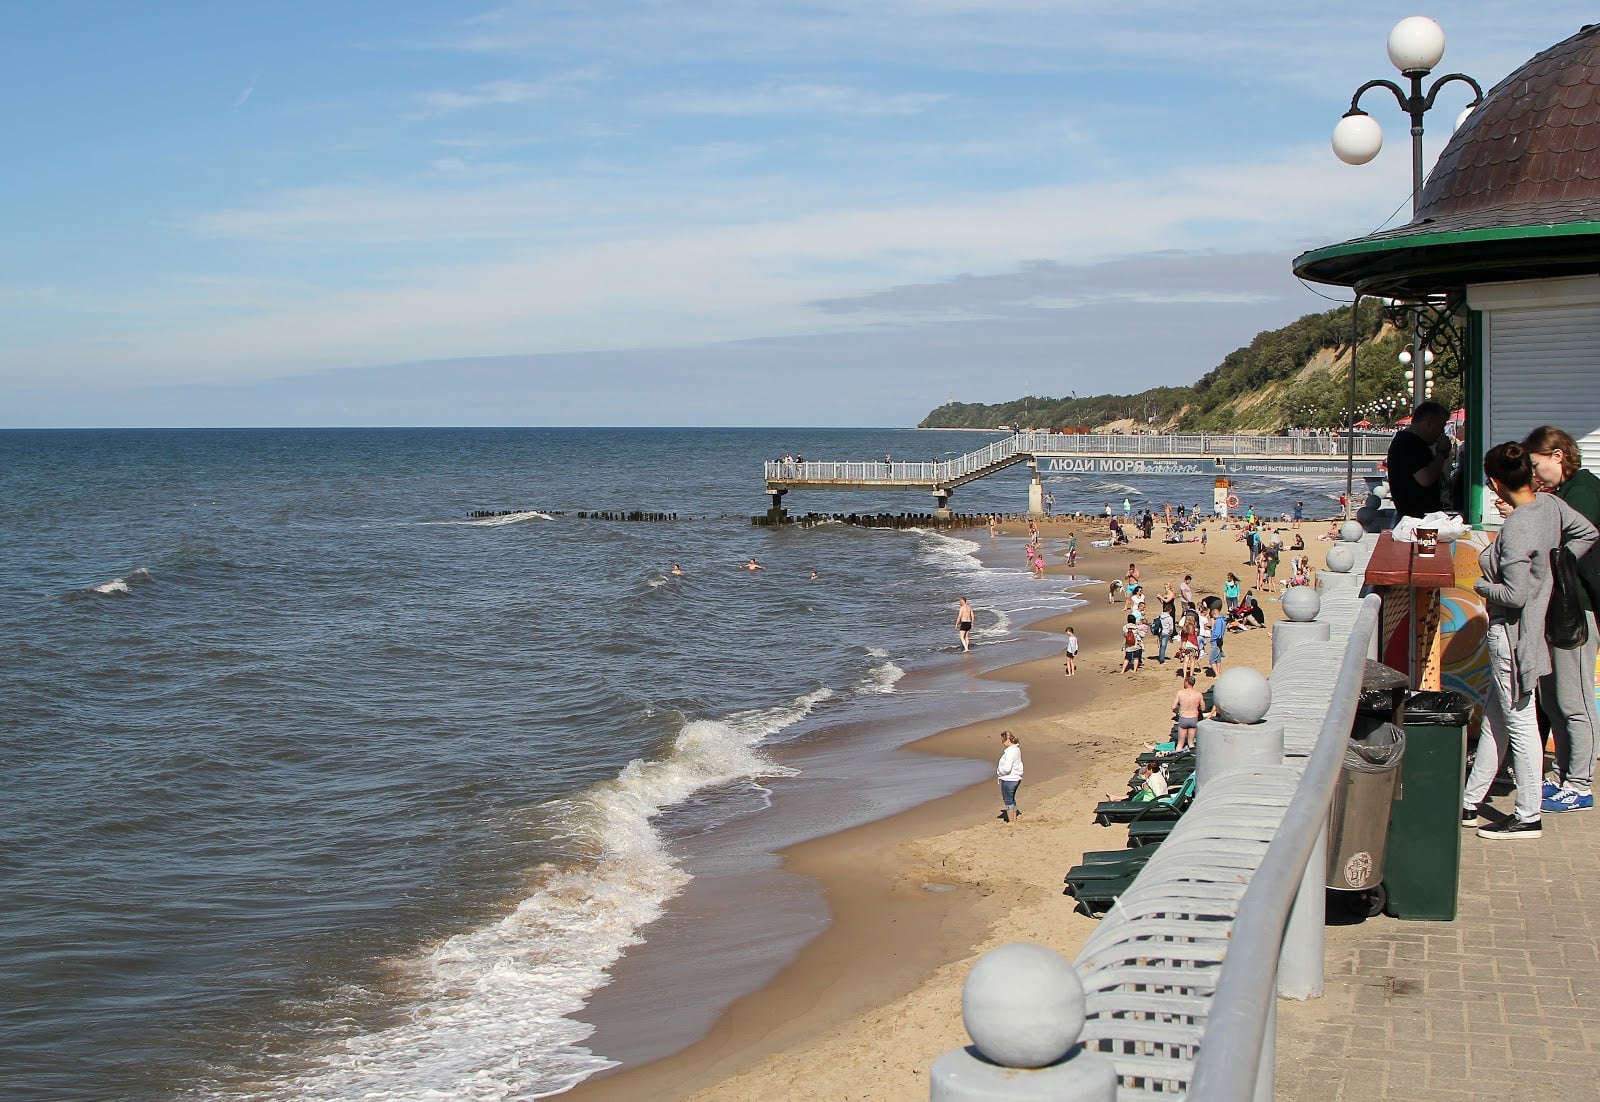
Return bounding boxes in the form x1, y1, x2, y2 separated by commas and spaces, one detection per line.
744, 558, 765, 571
670, 563, 686, 577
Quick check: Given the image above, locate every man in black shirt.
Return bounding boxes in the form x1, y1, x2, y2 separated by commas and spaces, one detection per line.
1385, 401, 1452, 519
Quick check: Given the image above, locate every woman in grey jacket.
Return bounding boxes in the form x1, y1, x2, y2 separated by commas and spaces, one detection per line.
1463, 442, 1599, 838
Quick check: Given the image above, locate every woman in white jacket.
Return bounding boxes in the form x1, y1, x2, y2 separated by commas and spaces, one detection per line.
997, 731, 1024, 823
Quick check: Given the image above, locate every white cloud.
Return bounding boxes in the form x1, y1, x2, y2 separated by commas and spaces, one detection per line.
645, 83, 950, 118
16, 142, 1408, 393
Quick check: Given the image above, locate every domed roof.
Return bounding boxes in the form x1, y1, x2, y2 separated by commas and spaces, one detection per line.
1414, 23, 1600, 232
1295, 24, 1600, 296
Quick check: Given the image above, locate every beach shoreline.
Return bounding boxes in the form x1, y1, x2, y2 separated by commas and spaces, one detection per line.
566, 517, 1306, 1101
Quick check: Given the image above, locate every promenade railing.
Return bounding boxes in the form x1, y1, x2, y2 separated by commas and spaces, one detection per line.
929, 577, 1383, 1101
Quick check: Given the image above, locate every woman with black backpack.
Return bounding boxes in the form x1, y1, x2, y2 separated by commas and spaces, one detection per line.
1524, 426, 1600, 814
1462, 442, 1597, 838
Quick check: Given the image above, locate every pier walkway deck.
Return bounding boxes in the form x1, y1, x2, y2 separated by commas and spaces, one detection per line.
764, 431, 1388, 510
1275, 798, 1600, 1101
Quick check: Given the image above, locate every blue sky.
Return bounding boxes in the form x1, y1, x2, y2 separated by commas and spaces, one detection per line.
2, 2, 1591, 427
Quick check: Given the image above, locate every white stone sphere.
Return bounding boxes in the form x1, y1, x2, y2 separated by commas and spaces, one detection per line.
1214, 667, 1272, 724
1341, 520, 1366, 543
1281, 586, 1321, 623
962, 943, 1084, 1068
1326, 544, 1356, 573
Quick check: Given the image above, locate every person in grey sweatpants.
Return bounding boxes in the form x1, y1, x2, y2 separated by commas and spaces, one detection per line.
1463, 442, 1597, 837
1526, 424, 1600, 811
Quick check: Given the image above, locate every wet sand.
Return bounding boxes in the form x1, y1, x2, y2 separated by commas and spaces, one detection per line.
568, 516, 1316, 1102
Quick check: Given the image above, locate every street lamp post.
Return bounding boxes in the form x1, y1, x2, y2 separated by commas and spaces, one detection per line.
1331, 16, 1483, 408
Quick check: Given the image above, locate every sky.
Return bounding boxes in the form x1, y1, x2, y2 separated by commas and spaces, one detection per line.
2, 2, 1592, 428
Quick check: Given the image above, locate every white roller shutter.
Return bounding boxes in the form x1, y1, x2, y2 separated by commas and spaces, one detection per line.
1483, 304, 1600, 471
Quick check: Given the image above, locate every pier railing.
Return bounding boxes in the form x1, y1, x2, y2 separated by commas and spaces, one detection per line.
764, 433, 1388, 486
930, 563, 1383, 1100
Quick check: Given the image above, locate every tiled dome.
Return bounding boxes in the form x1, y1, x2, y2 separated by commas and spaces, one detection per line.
1412, 23, 1600, 232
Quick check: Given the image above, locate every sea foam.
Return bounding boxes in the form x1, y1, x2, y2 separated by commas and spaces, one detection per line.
235, 691, 820, 1101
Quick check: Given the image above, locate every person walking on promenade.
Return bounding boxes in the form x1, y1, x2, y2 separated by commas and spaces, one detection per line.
1463, 442, 1597, 838
1062, 627, 1079, 676
1525, 426, 1600, 813
1387, 401, 1453, 519
996, 732, 1024, 823
1173, 676, 1207, 751
956, 597, 975, 653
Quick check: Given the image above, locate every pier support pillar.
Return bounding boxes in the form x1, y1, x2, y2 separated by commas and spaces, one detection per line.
934, 490, 951, 521
1028, 467, 1044, 516
767, 488, 787, 525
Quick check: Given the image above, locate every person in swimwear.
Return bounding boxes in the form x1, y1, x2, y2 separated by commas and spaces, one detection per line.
744, 558, 765, 571
670, 563, 686, 577
1173, 675, 1207, 751
956, 597, 975, 652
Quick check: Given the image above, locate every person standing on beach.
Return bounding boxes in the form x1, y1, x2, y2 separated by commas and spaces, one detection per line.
956, 597, 975, 653
1224, 573, 1241, 611
1173, 676, 1206, 751
1063, 627, 1079, 676
988, 515, 999, 540
1200, 526, 1208, 554
1122, 615, 1144, 673
1180, 575, 1194, 607
996, 732, 1024, 823
1066, 532, 1078, 568
1207, 611, 1227, 677
1179, 614, 1201, 681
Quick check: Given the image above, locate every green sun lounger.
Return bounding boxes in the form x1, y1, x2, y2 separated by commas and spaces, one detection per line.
1092, 773, 1196, 827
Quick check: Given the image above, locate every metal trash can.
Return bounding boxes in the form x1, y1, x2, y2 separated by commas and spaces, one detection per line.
1383, 690, 1476, 921
1354, 661, 1409, 738
1327, 720, 1406, 916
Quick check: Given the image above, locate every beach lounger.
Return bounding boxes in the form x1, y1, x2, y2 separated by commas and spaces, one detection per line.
1092, 774, 1196, 827
1063, 851, 1155, 899
1125, 818, 1180, 847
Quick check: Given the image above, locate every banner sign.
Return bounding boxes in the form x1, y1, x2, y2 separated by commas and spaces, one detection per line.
1040, 456, 1382, 477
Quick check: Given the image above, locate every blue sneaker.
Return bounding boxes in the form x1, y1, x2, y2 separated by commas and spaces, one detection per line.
1542, 788, 1595, 814
1542, 778, 1563, 799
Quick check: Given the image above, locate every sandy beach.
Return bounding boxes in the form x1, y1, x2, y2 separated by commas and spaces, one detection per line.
569, 514, 1329, 1102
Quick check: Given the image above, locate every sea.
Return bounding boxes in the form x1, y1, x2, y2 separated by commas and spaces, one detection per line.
0, 427, 1345, 1101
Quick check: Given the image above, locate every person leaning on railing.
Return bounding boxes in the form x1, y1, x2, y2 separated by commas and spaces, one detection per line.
1524, 425, 1600, 814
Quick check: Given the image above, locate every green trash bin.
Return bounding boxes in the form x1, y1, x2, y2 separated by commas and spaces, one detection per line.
1382, 689, 1476, 920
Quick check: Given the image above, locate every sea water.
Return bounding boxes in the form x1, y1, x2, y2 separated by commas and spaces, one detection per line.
0, 427, 1337, 1101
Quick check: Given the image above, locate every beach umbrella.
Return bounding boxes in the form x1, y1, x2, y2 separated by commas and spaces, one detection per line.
1354, 419, 1372, 428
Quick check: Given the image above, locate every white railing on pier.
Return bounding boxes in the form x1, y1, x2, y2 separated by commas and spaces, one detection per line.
929, 569, 1384, 1100
763, 433, 1388, 486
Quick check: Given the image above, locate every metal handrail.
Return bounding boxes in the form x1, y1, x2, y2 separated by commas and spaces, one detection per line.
1186, 593, 1382, 1101
763, 434, 1389, 483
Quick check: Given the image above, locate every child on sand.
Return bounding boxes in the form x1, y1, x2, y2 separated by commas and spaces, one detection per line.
1062, 627, 1079, 676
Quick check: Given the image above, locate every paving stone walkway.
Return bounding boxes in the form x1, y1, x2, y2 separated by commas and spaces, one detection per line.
1276, 801, 1600, 1101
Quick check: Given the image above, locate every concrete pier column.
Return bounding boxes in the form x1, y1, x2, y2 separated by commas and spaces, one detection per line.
1027, 465, 1044, 516
934, 490, 952, 520
767, 488, 787, 525
1196, 668, 1283, 789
